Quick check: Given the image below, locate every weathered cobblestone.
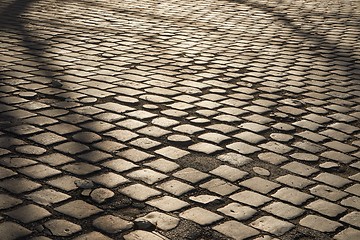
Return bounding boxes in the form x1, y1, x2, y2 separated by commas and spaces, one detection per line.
1, 0, 360, 238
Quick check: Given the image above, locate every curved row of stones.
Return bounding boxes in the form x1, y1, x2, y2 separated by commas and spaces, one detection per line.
0, 0, 360, 239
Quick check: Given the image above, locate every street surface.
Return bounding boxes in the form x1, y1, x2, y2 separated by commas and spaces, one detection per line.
0, 0, 360, 239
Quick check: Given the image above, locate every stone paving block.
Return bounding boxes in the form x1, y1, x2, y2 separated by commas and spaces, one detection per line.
240, 177, 281, 194
155, 146, 189, 160
341, 196, 360, 210
213, 220, 259, 240
26, 189, 71, 206
157, 179, 194, 196
54, 141, 90, 155
230, 190, 272, 207
250, 216, 294, 236
200, 178, 239, 196
144, 158, 180, 173
0, 177, 41, 193
258, 152, 288, 165
210, 165, 248, 182
6, 204, 51, 223
62, 162, 101, 175
146, 196, 189, 212
281, 162, 319, 176
313, 172, 352, 188
310, 185, 348, 202
262, 202, 304, 220
93, 215, 133, 234
120, 184, 161, 201
37, 153, 74, 166
127, 168, 168, 184
299, 214, 342, 233
19, 164, 61, 179
0, 194, 22, 210
73, 231, 112, 240
173, 167, 210, 183
188, 142, 223, 154
218, 203, 257, 220
0, 166, 17, 179
180, 207, 223, 226
124, 230, 169, 240
44, 219, 82, 237
47, 175, 81, 191
227, 142, 261, 155
55, 200, 102, 219
334, 228, 360, 240
93, 140, 126, 153
118, 148, 154, 162
136, 211, 179, 231
0, 222, 32, 240
272, 187, 313, 206
276, 174, 315, 189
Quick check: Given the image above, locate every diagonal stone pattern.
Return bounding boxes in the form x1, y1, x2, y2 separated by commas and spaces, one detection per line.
0, 0, 360, 239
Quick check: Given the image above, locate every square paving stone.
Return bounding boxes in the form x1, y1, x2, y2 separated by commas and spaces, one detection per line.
90, 172, 130, 188
19, 164, 61, 179
299, 214, 342, 233
144, 158, 180, 173
93, 215, 133, 234
0, 222, 32, 240
340, 211, 360, 228
38, 153, 75, 166
62, 162, 101, 175
306, 199, 347, 217
180, 207, 223, 225
310, 185, 348, 201
6, 204, 51, 223
93, 140, 126, 153
54, 142, 90, 155
188, 142, 223, 154
272, 187, 314, 205
157, 180, 194, 196
334, 227, 360, 240
146, 196, 189, 212
0, 194, 22, 210
0, 166, 17, 179
117, 148, 154, 162
44, 219, 82, 237
213, 220, 259, 240
25, 189, 71, 206
240, 177, 281, 194
230, 190, 272, 207
79, 150, 112, 163
173, 167, 210, 183
123, 230, 169, 240
55, 200, 102, 219
227, 142, 261, 155
120, 184, 161, 201
155, 146, 189, 160
127, 168, 168, 184
262, 202, 305, 220
0, 177, 41, 193
102, 158, 138, 172
47, 175, 81, 191
73, 231, 112, 240
29, 132, 66, 146
250, 216, 294, 236
210, 165, 248, 182
104, 129, 139, 142
200, 178, 239, 196
217, 203, 257, 220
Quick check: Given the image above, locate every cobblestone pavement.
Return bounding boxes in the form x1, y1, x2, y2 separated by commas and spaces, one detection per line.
0, 0, 360, 239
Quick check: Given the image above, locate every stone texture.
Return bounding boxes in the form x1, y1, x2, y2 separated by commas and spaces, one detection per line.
213, 221, 259, 240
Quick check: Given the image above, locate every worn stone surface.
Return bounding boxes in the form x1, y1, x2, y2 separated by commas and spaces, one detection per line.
1, 0, 360, 238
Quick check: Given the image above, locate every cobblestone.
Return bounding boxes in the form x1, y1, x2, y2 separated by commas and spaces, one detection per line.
1, 0, 360, 238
